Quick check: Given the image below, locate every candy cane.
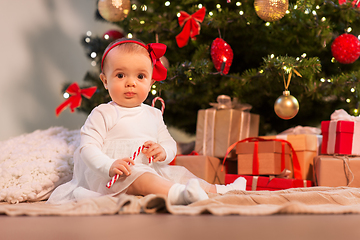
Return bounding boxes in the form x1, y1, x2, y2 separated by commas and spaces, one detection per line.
106, 145, 153, 188
152, 97, 165, 115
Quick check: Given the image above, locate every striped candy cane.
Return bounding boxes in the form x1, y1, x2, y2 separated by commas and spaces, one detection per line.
106, 145, 154, 188
152, 97, 165, 114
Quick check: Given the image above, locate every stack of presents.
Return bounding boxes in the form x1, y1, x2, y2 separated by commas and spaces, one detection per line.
173, 95, 360, 191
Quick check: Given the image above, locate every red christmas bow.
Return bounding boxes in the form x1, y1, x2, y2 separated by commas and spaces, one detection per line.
101, 40, 167, 81
176, 7, 206, 48
146, 43, 167, 81
55, 83, 97, 116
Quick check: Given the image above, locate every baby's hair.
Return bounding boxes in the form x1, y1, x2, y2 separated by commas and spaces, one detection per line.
101, 38, 150, 73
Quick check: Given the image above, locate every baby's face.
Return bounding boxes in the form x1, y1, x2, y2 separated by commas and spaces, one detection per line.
101, 47, 153, 108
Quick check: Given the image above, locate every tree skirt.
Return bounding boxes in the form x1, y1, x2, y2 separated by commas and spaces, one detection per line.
1, 187, 360, 216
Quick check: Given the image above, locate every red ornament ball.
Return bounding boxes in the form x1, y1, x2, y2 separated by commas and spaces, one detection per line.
211, 38, 233, 75
103, 30, 124, 40
331, 33, 360, 64
338, 0, 360, 8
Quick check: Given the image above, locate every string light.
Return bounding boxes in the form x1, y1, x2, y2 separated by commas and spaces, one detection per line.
151, 89, 157, 95
165, 1, 170, 7
90, 52, 97, 58
127, 33, 133, 38
86, 31, 92, 37
239, 11, 244, 15
346, 98, 351, 103
198, 4, 203, 8
63, 92, 70, 99
85, 37, 91, 43
321, 17, 326, 22
132, 4, 137, 10
320, 78, 325, 82
209, 11, 213, 16
351, 87, 356, 92
91, 61, 97, 67
236, 2, 241, 6
140, 20, 145, 24
265, 22, 270, 26
141, 5, 147, 11
347, 27, 352, 33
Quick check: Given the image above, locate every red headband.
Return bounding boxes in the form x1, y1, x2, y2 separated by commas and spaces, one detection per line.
101, 40, 167, 81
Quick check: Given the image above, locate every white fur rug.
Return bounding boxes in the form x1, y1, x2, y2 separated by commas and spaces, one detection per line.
0, 127, 80, 203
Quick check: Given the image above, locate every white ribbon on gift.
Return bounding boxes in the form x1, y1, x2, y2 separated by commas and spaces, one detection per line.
327, 109, 360, 155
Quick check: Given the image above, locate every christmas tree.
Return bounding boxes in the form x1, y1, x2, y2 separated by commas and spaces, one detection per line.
68, 0, 360, 135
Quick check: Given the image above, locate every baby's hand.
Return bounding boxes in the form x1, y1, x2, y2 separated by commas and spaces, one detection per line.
109, 158, 135, 177
143, 141, 166, 163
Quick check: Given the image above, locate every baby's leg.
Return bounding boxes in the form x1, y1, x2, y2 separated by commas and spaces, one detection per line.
126, 172, 208, 205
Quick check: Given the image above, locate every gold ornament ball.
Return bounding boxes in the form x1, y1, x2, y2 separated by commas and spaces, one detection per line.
274, 91, 299, 120
98, 0, 131, 22
160, 56, 170, 69
254, 0, 289, 22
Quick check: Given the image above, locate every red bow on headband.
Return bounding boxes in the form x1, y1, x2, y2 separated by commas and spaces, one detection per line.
55, 83, 97, 116
176, 7, 206, 48
146, 43, 167, 81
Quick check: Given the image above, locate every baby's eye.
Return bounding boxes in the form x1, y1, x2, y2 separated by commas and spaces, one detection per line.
138, 74, 145, 80
116, 73, 124, 78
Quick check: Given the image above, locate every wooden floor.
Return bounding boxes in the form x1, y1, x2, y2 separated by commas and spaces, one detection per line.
1, 214, 360, 240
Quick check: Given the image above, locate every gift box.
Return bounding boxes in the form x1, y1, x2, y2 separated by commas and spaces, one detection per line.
321, 109, 360, 156
235, 139, 296, 177
321, 121, 360, 156
225, 174, 313, 191
174, 155, 225, 184
195, 95, 260, 158
262, 133, 321, 180
313, 155, 360, 187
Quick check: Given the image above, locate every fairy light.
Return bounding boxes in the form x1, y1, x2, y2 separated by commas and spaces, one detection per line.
198, 4, 203, 8
141, 4, 147, 11
63, 92, 70, 99
347, 27, 352, 33
351, 87, 356, 92
327, 79, 332, 82
140, 20, 145, 24
165, 1, 170, 6
85, 37, 91, 42
286, 10, 290, 14
91, 61, 97, 67
270, 54, 275, 58
189, 77, 193, 81
132, 4, 137, 10
316, 5, 320, 9
301, 53, 307, 58
321, 17, 326, 22
294, 5, 298, 9
304, 9, 310, 14
177, 12, 181, 17
236, 2, 242, 6
209, 11, 213, 16
86, 31, 92, 37
239, 10, 244, 15
320, 78, 325, 82
331, 57, 336, 63
216, 4, 221, 8
312, 10, 317, 15
127, 33, 133, 38
151, 89, 157, 95
265, 22, 270, 26
346, 98, 351, 103
354, 108, 359, 114
90, 52, 97, 58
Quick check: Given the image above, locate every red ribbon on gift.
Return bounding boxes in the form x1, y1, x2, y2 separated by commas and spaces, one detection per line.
55, 83, 97, 116
175, 7, 206, 48
221, 137, 302, 179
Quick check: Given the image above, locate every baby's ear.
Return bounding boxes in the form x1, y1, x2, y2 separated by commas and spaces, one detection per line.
100, 73, 108, 89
